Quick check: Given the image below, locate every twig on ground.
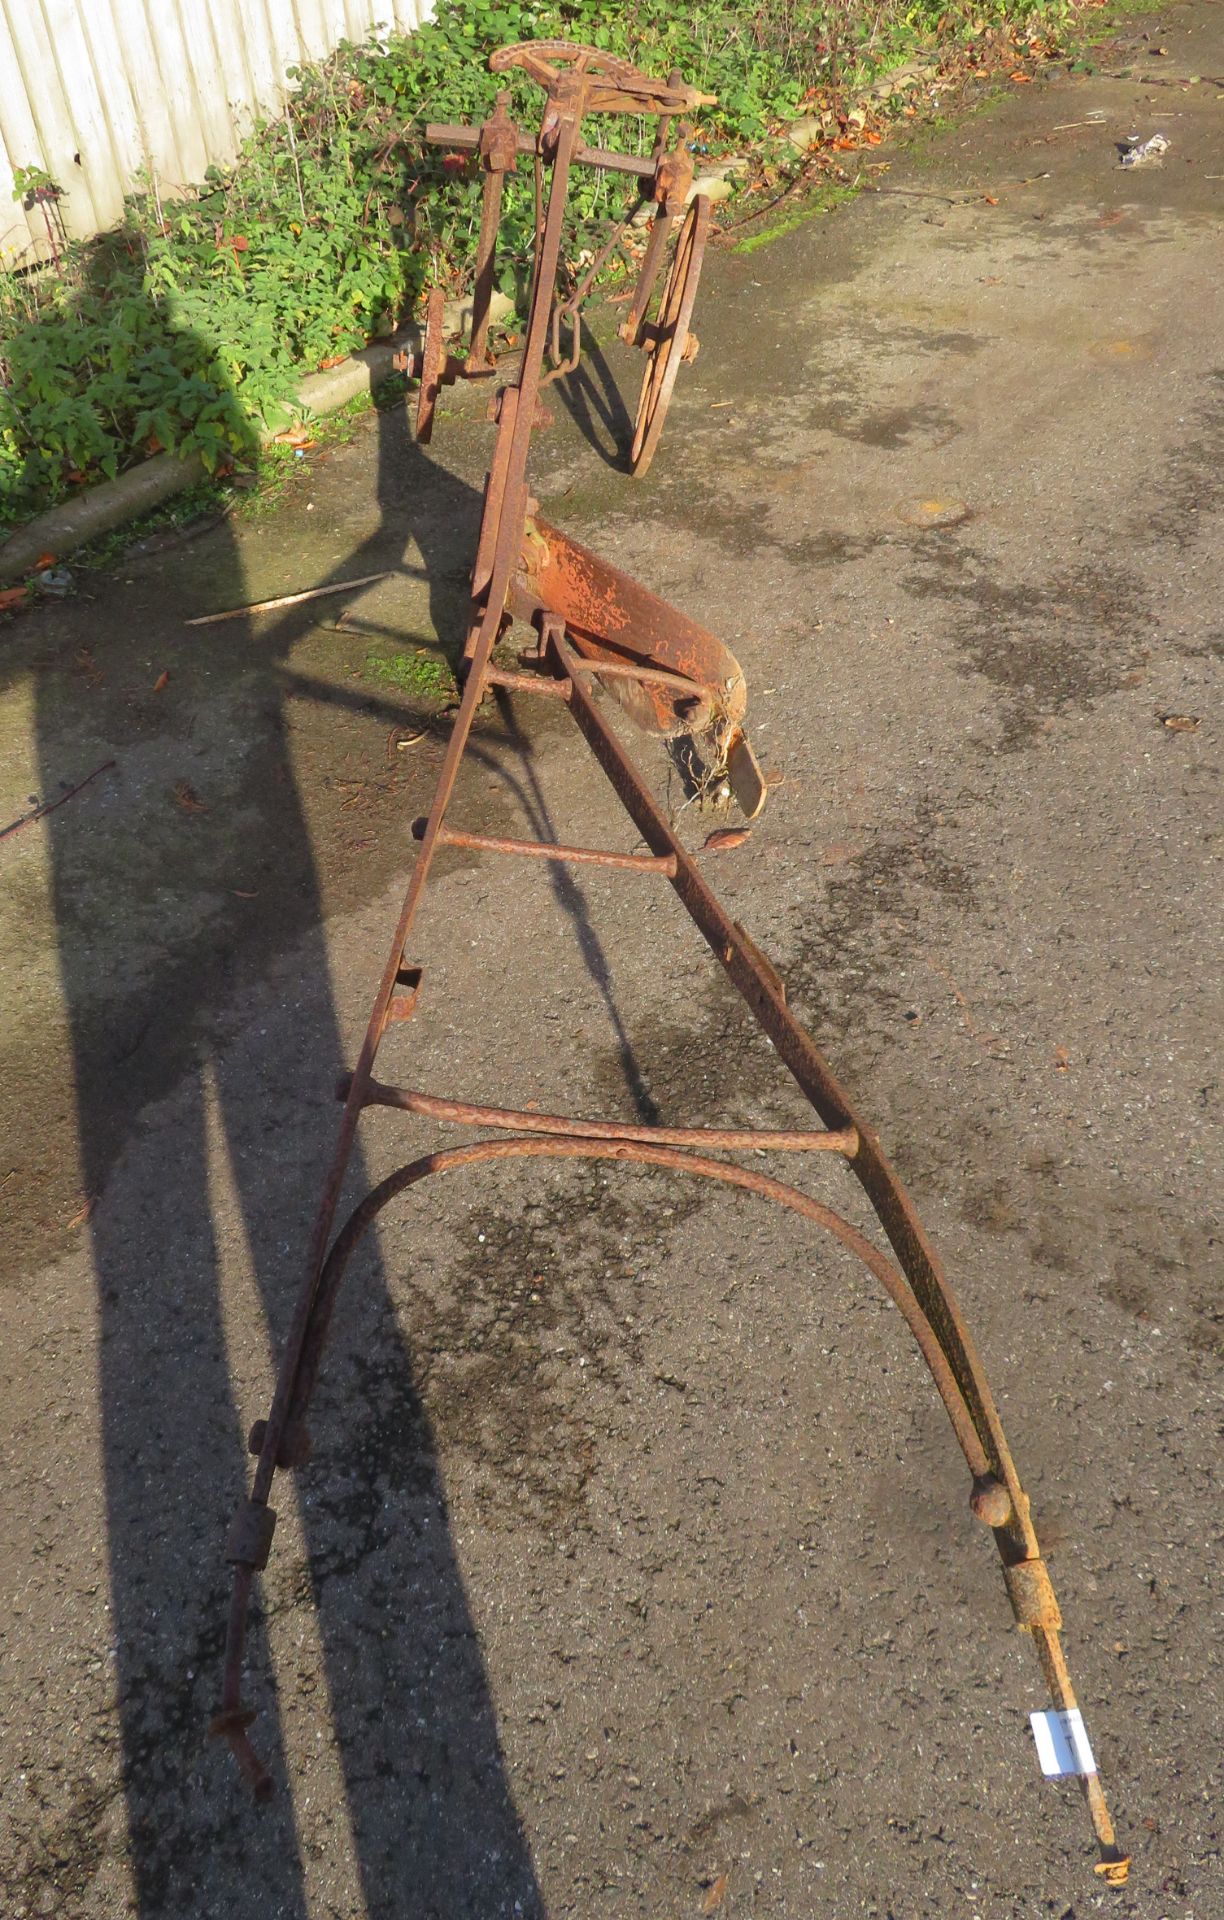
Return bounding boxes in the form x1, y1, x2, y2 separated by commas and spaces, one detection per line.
184, 571, 391, 627
1099, 70, 1224, 88
1, 759, 117, 843
711, 154, 827, 241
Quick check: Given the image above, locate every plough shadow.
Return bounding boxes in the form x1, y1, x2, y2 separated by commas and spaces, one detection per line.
33, 371, 657, 1918
550, 330, 636, 471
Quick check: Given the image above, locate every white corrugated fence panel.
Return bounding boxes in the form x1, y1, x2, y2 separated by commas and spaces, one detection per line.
0, 0, 434, 269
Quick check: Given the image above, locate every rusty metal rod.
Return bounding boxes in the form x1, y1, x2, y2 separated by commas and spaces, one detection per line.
426, 121, 656, 180
567, 656, 715, 700
465, 99, 514, 374
414, 818, 678, 874
485, 666, 572, 699
342, 1074, 860, 1154
211, 1570, 271, 1799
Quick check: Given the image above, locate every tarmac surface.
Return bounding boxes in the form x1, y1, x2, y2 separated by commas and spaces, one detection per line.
1, 8, 1221, 1916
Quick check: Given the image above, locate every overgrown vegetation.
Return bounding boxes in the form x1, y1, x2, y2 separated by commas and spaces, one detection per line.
2, 0, 1091, 531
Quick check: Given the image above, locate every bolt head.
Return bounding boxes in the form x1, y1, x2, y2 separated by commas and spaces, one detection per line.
970, 1475, 1012, 1527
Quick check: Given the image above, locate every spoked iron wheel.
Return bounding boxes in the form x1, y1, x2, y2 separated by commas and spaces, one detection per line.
630, 194, 709, 478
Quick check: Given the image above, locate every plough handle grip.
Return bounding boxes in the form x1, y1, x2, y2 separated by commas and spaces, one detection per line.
488, 39, 716, 114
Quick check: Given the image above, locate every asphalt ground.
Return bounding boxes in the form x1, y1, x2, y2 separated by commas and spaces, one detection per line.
1, 9, 1220, 1917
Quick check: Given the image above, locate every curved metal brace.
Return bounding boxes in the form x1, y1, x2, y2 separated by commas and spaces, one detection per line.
219, 1132, 988, 1793
218, 1133, 1126, 1883
293, 1135, 993, 1483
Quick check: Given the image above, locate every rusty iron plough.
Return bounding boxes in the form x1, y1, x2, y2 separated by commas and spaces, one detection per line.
408, 39, 712, 474
214, 41, 1129, 1886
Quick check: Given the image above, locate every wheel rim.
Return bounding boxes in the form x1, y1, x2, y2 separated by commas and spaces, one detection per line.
630, 195, 709, 477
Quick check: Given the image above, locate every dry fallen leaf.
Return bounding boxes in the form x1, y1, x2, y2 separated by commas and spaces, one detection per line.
33, 550, 56, 570
0, 586, 30, 615
174, 780, 210, 814
983, 194, 1000, 205
74, 647, 105, 686
703, 827, 752, 852
153, 669, 170, 693
1053, 1045, 1070, 1072
67, 1193, 96, 1229
1158, 712, 1200, 731
702, 1873, 729, 1914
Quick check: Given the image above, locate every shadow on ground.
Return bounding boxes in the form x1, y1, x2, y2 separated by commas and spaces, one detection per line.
21, 324, 544, 1917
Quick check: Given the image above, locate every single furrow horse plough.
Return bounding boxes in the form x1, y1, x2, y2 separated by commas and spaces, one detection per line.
214, 40, 1129, 1886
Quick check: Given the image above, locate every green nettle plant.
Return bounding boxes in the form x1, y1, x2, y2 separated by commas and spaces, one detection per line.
0, 0, 1074, 528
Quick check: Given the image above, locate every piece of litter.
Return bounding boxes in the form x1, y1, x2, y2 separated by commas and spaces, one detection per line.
1120, 132, 1169, 167
35, 565, 74, 595
1030, 1708, 1097, 1778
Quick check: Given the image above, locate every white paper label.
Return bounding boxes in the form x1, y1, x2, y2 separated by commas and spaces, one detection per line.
1030, 1708, 1097, 1778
